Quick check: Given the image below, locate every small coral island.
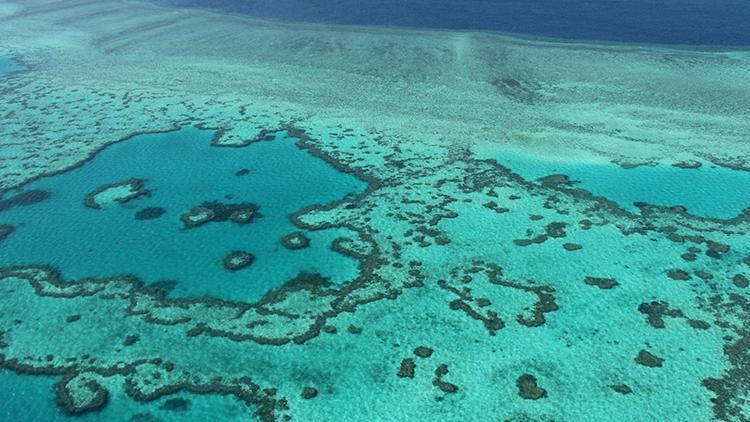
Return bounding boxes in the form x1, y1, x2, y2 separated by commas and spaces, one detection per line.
281, 232, 310, 249
84, 178, 150, 209
223, 251, 255, 270
180, 201, 260, 229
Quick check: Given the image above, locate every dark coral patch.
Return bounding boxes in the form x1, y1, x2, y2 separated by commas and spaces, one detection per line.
732, 274, 749, 289
432, 364, 458, 394
147, 280, 178, 295
0, 224, 14, 243
483, 201, 509, 214
516, 374, 547, 400
638, 301, 683, 328
687, 319, 710, 330
611, 384, 632, 394
135, 207, 166, 220
537, 174, 575, 188
513, 235, 548, 247
673, 160, 702, 169
161, 398, 190, 411
180, 201, 260, 229
414, 346, 433, 358
301, 387, 318, 400
281, 232, 310, 250
223, 251, 255, 271
638, 301, 710, 331
124, 335, 139, 346
545, 222, 568, 238
397, 358, 416, 378
0, 189, 51, 211
635, 350, 664, 368
701, 293, 750, 420
563, 243, 582, 251
666, 269, 691, 281
584, 276, 619, 289
448, 299, 504, 334
695, 271, 713, 280
681, 252, 697, 262
705, 241, 730, 259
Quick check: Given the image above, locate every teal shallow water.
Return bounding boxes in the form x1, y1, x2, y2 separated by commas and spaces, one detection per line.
0, 56, 23, 75
478, 149, 750, 219
0, 126, 365, 301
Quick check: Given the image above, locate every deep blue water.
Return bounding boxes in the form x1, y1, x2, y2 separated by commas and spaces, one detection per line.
153, 0, 750, 46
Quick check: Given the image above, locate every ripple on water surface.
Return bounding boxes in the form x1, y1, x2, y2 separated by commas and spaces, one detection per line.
154, 0, 750, 46
0, 126, 366, 301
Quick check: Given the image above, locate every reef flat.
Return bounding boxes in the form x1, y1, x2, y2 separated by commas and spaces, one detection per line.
0, 0, 749, 420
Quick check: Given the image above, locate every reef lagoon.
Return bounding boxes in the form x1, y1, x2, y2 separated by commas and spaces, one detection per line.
0, 126, 364, 301
475, 147, 750, 219
0, 0, 749, 421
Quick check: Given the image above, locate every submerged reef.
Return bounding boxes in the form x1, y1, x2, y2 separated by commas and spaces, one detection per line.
180, 201, 260, 229
0, 0, 749, 419
84, 178, 149, 209
135, 206, 166, 220
281, 232, 310, 250
0, 189, 51, 211
0, 122, 749, 420
516, 374, 547, 400
223, 251, 255, 271
1, 123, 747, 420
0, 224, 13, 243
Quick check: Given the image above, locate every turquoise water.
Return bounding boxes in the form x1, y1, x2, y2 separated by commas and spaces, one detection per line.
0, 127, 365, 301
480, 150, 750, 219
0, 370, 256, 421
0, 56, 23, 75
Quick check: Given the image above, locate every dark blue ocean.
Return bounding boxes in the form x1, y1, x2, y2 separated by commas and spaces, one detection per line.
154, 0, 750, 46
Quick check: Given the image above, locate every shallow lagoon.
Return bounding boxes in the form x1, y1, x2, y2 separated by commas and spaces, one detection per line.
478, 149, 750, 219
0, 126, 365, 301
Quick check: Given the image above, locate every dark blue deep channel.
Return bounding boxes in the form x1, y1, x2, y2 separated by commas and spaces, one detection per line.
153, 0, 750, 47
